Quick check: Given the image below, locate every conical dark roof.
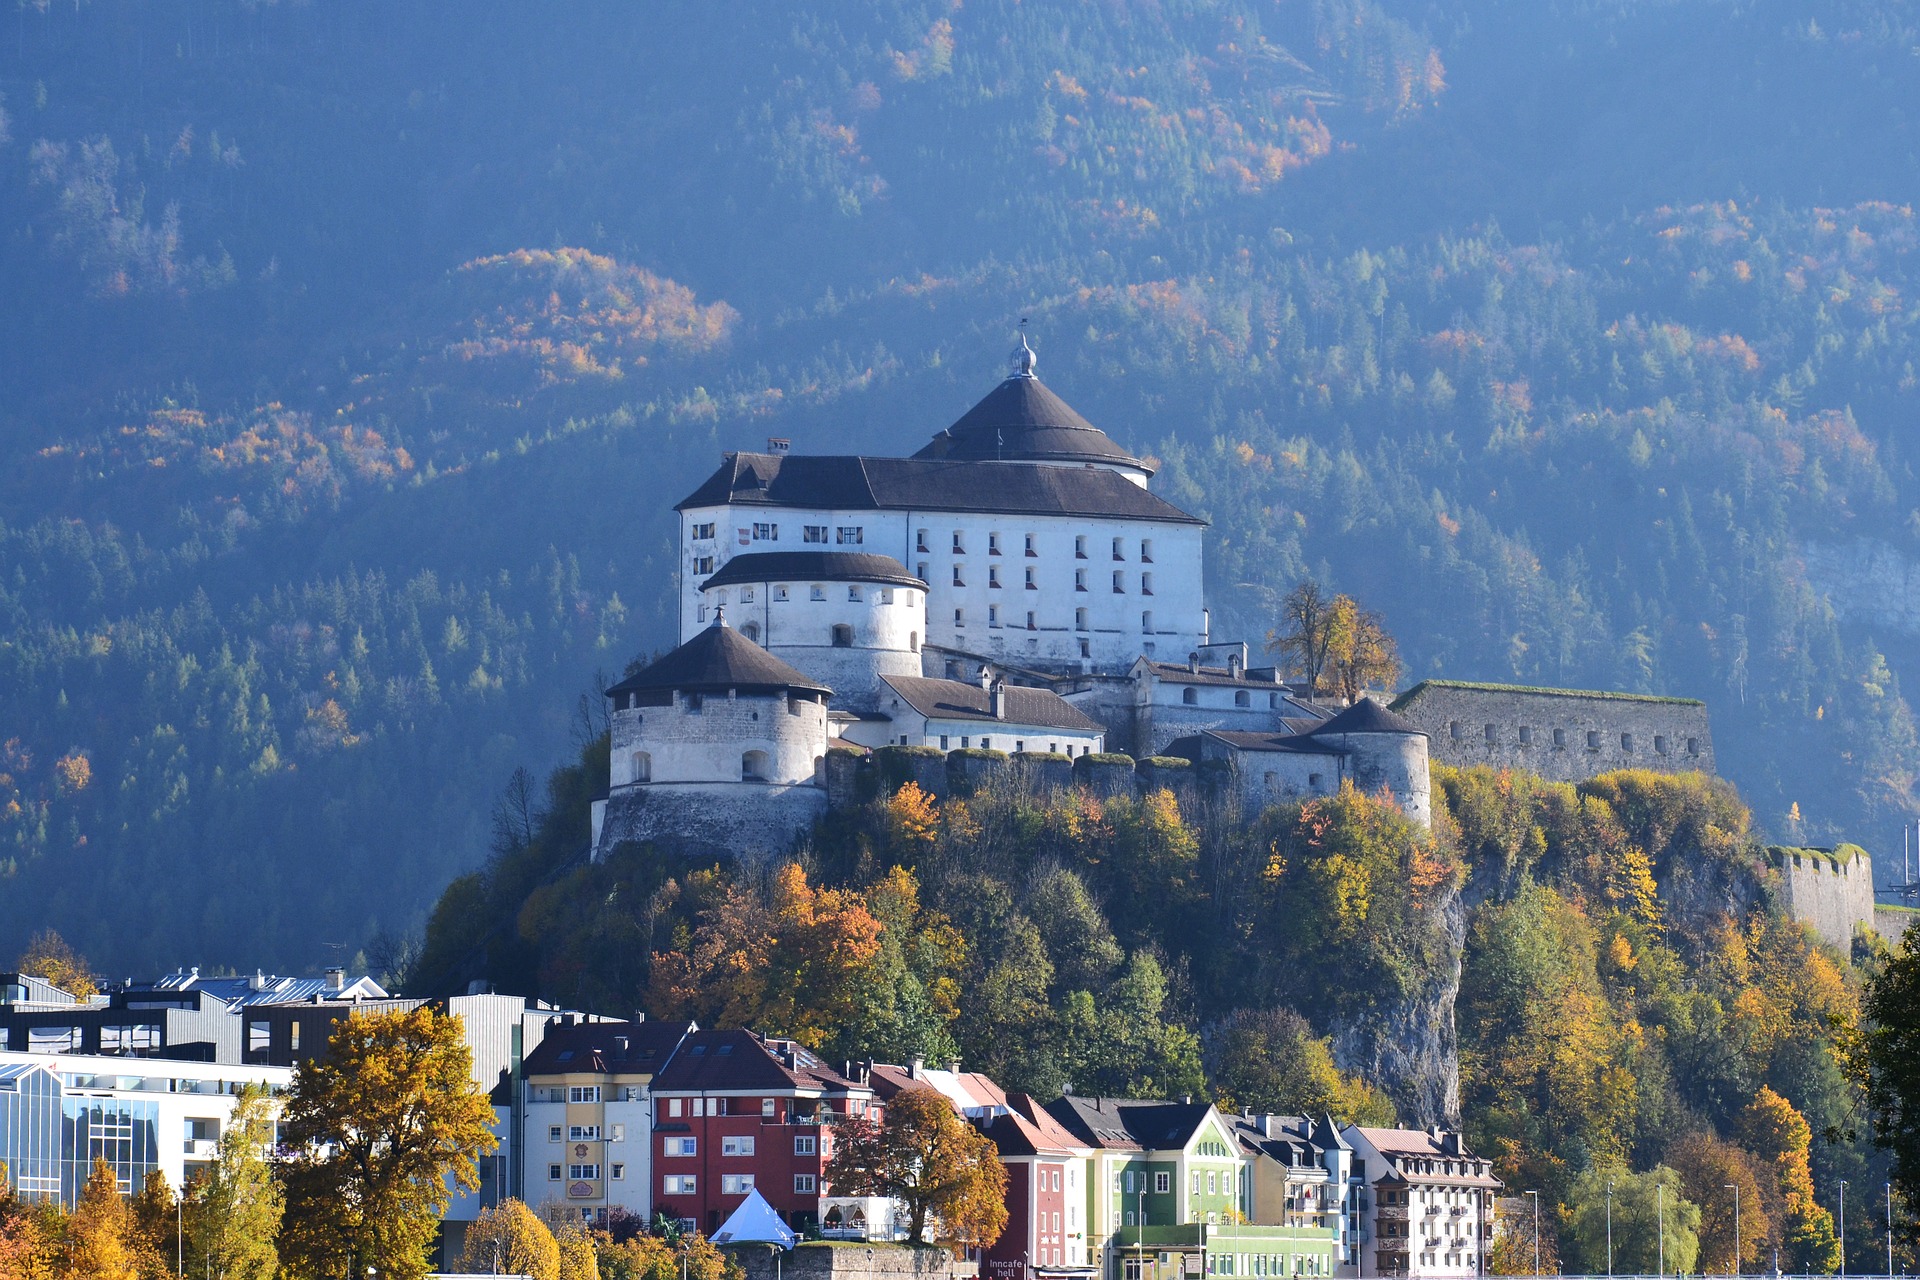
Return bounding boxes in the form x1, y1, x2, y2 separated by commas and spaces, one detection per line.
606, 620, 830, 698
700, 551, 925, 592
1306, 697, 1423, 737
914, 375, 1151, 473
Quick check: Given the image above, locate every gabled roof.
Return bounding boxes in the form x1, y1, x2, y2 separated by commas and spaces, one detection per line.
866, 1062, 1008, 1113
522, 1019, 695, 1077
881, 675, 1105, 733
1306, 698, 1423, 737
676, 453, 1202, 525
980, 1092, 1095, 1158
1045, 1096, 1219, 1152
606, 620, 831, 698
700, 552, 926, 593
1203, 729, 1346, 755
650, 1028, 868, 1095
914, 374, 1151, 474
133, 968, 388, 1007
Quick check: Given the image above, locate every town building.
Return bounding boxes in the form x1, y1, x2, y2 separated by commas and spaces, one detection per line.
1227, 1115, 1360, 1274
0, 1048, 291, 1207
1342, 1126, 1500, 1279
971, 1093, 1098, 1280
647, 1028, 881, 1237
522, 1016, 696, 1226
1046, 1097, 1336, 1280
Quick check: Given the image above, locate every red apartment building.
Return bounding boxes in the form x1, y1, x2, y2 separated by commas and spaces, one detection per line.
649, 1028, 877, 1234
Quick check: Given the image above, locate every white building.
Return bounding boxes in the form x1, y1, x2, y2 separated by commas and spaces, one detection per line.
1193, 699, 1433, 829
0, 1049, 291, 1206
675, 340, 1208, 676
853, 672, 1106, 756
1343, 1126, 1500, 1279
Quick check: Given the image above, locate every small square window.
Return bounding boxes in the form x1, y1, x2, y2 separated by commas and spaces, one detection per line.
549, 1164, 562, 1181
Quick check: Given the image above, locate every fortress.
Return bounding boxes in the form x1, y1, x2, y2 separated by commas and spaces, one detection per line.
588, 335, 1755, 867
591, 336, 1432, 860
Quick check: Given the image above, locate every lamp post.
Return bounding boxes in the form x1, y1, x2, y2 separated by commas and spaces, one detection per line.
1841, 1181, 1849, 1280
1888, 1182, 1895, 1280
1726, 1183, 1741, 1278
1606, 1179, 1615, 1279
1524, 1190, 1540, 1280
1658, 1180, 1666, 1279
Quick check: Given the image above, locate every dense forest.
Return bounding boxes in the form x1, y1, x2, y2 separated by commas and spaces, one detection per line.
412, 735, 1906, 1271
4, 1, 1920, 980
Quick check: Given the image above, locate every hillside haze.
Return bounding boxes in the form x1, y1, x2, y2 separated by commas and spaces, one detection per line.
4, 0, 1920, 972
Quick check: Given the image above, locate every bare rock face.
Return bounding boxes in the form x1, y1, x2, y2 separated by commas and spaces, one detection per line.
1327, 885, 1467, 1127
1803, 539, 1920, 635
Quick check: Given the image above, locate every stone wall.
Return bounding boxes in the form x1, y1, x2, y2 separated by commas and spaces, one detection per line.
1390, 680, 1714, 784
728, 1245, 962, 1280
1771, 845, 1877, 954
1875, 905, 1917, 946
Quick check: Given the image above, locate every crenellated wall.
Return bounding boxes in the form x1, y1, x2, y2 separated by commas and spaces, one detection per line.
1770, 844, 1877, 954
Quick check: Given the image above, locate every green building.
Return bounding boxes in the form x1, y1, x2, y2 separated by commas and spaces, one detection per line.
1046, 1097, 1337, 1280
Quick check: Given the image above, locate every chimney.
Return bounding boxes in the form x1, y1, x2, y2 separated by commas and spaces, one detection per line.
990, 681, 1007, 720
250, 970, 266, 992
1228, 648, 1244, 678
948, 1059, 962, 1075
633, 1011, 646, 1024
767, 437, 791, 454
910, 1055, 924, 1079
1187, 653, 1200, 674
978, 664, 994, 691
323, 967, 343, 991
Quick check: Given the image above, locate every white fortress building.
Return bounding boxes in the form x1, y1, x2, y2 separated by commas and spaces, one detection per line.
591, 335, 1432, 860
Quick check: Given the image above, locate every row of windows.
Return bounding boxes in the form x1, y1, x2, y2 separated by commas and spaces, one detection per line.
930, 735, 1095, 755
659, 1095, 861, 1120
659, 1134, 816, 1157
919, 530, 1154, 562
954, 606, 1160, 633
656, 1173, 817, 1196
549, 1124, 624, 1142
550, 1161, 624, 1180
694, 523, 866, 546
1448, 722, 1700, 755
944, 565, 1155, 595
1182, 687, 1282, 708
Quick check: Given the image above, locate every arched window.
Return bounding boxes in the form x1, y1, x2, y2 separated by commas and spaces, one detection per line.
1234, 690, 1250, 708
830, 623, 853, 648
1182, 688, 1198, 705
742, 750, 770, 781
630, 751, 651, 784
742, 622, 761, 643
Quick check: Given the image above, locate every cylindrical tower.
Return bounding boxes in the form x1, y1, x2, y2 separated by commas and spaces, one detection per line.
697, 551, 927, 712
1306, 698, 1432, 829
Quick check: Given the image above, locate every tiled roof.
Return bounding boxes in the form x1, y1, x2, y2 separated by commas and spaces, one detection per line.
676, 453, 1203, 525
605, 620, 830, 697
1307, 698, 1423, 737
650, 1028, 867, 1095
522, 1019, 695, 1077
1143, 661, 1312, 694
701, 552, 925, 592
1045, 1096, 1215, 1151
1202, 730, 1346, 755
881, 676, 1105, 733
913, 375, 1150, 473
867, 1062, 1008, 1113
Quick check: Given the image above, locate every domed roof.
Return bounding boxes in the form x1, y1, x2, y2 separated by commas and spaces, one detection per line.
605, 617, 831, 698
700, 552, 926, 592
913, 339, 1151, 474
1306, 697, 1424, 737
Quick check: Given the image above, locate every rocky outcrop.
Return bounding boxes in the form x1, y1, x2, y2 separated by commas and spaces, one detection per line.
1803, 539, 1920, 635
1329, 885, 1466, 1127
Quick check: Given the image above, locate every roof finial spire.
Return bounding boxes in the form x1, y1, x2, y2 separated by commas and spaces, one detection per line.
1010, 319, 1037, 378
713, 605, 727, 628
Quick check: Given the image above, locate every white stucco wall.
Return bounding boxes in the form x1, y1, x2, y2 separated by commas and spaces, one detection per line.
699, 579, 926, 710
609, 690, 828, 787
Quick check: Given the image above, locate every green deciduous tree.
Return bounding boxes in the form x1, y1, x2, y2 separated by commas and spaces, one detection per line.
278, 1007, 500, 1280
1563, 1166, 1699, 1277
1861, 927, 1920, 1231
185, 1082, 282, 1280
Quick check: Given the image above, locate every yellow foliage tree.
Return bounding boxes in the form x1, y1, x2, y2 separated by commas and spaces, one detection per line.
17, 929, 96, 999
65, 1158, 140, 1280
1740, 1086, 1839, 1272
461, 1199, 559, 1280
887, 781, 939, 848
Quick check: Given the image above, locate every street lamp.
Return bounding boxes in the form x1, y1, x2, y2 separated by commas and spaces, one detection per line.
1658, 1180, 1666, 1279
1524, 1190, 1540, 1280
1840, 1181, 1849, 1280
1888, 1182, 1895, 1280
1726, 1183, 1741, 1278
1606, 1179, 1615, 1279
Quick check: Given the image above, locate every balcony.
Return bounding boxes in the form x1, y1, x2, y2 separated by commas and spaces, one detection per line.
184, 1138, 218, 1160
1376, 1208, 1409, 1221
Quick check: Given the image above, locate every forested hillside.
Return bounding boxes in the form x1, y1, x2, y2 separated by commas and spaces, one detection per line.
4, 0, 1920, 971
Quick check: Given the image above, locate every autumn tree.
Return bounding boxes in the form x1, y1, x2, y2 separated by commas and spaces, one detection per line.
278, 1007, 500, 1280
1267, 583, 1400, 699
130, 1171, 179, 1280
552, 1218, 600, 1280
1666, 1131, 1773, 1273
827, 1085, 1008, 1251
646, 862, 883, 1047
1267, 581, 1337, 692
1740, 1086, 1839, 1273
65, 1158, 141, 1280
0, 1162, 62, 1280
18, 929, 96, 999
185, 1082, 282, 1280
461, 1200, 560, 1280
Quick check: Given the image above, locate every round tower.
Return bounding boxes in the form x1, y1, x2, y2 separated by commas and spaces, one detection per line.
596, 614, 832, 862
698, 551, 927, 712
1305, 698, 1432, 829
